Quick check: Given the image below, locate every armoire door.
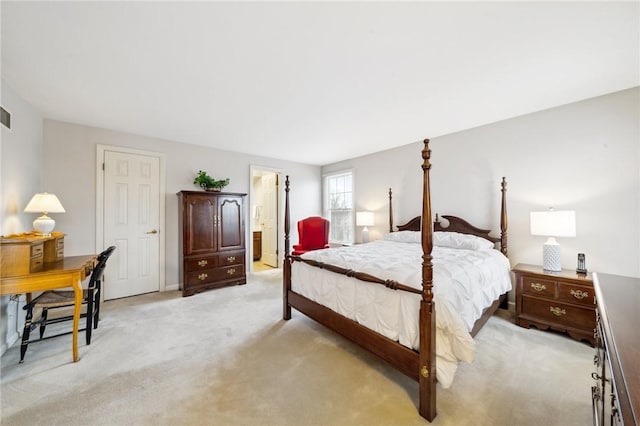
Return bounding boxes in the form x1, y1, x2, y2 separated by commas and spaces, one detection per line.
218, 196, 244, 251
185, 194, 217, 255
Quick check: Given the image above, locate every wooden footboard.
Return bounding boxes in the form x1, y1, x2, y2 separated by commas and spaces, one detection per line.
288, 291, 420, 379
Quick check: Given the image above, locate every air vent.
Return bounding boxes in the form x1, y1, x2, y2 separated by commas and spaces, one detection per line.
0, 106, 10, 129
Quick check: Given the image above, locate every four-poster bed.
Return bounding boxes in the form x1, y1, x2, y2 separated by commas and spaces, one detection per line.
282, 139, 509, 422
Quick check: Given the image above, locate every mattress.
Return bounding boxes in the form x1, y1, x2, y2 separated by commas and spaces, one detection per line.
290, 231, 512, 388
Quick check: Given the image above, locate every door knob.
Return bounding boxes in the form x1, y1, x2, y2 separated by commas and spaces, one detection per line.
146, 229, 158, 234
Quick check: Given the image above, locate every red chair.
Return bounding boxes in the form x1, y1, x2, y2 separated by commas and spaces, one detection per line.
292, 216, 330, 256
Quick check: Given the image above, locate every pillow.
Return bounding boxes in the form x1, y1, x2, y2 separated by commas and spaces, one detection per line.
433, 231, 494, 250
382, 231, 421, 243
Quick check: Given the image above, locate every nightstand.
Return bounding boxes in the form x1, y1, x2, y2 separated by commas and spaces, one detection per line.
513, 263, 595, 345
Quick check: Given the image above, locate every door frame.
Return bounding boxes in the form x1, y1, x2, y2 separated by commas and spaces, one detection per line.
96, 145, 168, 292
249, 165, 283, 272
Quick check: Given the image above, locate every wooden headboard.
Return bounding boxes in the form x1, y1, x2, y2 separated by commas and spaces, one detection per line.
388, 177, 508, 256
434, 214, 500, 244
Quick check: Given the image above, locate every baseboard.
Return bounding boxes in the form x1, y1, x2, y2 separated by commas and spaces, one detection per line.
164, 283, 179, 292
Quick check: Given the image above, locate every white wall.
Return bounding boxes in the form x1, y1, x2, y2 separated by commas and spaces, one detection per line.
42, 120, 322, 288
324, 88, 640, 278
1, 80, 43, 353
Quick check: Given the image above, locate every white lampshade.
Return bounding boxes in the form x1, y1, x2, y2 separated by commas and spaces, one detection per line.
356, 211, 374, 243
530, 209, 576, 272
530, 210, 576, 237
24, 193, 65, 236
356, 211, 374, 227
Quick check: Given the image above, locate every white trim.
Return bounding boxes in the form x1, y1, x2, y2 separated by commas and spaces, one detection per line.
323, 168, 355, 245
96, 145, 167, 292
249, 164, 284, 273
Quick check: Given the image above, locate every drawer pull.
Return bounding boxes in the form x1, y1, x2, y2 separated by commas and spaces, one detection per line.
530, 282, 546, 292
570, 289, 588, 299
226, 256, 236, 263
611, 395, 619, 419
592, 385, 601, 401
198, 273, 208, 281
227, 268, 236, 276
591, 372, 609, 383
198, 260, 208, 267
549, 306, 566, 316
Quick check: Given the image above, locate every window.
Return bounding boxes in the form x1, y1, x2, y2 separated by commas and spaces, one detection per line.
323, 170, 353, 244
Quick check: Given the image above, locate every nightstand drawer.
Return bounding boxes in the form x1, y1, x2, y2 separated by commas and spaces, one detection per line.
522, 295, 595, 330
522, 276, 556, 298
557, 282, 595, 306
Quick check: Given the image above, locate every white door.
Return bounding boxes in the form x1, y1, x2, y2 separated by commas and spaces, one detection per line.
261, 173, 278, 267
103, 150, 160, 299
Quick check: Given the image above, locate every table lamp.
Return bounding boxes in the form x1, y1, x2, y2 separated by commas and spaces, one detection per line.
530, 209, 575, 272
24, 192, 66, 236
356, 211, 374, 243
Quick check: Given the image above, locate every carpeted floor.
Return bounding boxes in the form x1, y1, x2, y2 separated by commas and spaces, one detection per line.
0, 269, 594, 425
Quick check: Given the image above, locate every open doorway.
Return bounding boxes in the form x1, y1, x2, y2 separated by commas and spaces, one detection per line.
250, 166, 281, 272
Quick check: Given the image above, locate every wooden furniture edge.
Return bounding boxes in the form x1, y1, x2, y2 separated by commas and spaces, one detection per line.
592, 272, 639, 425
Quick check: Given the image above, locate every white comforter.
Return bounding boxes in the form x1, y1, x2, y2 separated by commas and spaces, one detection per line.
291, 234, 511, 388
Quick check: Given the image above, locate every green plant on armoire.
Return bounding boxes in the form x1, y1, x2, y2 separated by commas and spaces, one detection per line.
193, 170, 229, 192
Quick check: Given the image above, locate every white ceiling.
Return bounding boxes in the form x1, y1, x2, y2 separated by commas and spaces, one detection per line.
2, 2, 638, 166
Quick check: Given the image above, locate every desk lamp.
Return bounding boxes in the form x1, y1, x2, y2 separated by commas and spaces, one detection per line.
24, 193, 66, 236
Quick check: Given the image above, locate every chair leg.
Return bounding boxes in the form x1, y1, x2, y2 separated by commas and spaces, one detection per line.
20, 305, 34, 363
85, 289, 94, 345
39, 308, 49, 339
93, 282, 101, 329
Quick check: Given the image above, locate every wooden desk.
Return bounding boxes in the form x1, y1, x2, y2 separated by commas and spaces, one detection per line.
0, 255, 97, 362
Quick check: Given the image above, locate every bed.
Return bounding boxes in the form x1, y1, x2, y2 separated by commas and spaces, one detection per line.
282, 139, 509, 421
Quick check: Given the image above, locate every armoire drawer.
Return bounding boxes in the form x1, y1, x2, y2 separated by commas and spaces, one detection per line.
218, 251, 245, 267
185, 256, 218, 271
185, 265, 245, 286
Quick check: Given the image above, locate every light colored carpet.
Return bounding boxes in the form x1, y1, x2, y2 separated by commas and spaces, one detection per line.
1, 269, 593, 425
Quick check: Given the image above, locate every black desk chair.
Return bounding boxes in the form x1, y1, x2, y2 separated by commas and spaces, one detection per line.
19, 246, 116, 362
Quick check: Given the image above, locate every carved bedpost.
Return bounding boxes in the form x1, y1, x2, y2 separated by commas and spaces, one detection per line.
419, 139, 437, 421
283, 175, 292, 320
500, 177, 508, 257
388, 188, 393, 233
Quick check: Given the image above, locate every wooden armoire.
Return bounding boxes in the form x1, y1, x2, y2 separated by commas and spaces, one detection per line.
178, 190, 247, 296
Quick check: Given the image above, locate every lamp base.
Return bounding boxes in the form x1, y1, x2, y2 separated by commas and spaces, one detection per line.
542, 238, 561, 272
33, 214, 55, 237
362, 227, 370, 244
